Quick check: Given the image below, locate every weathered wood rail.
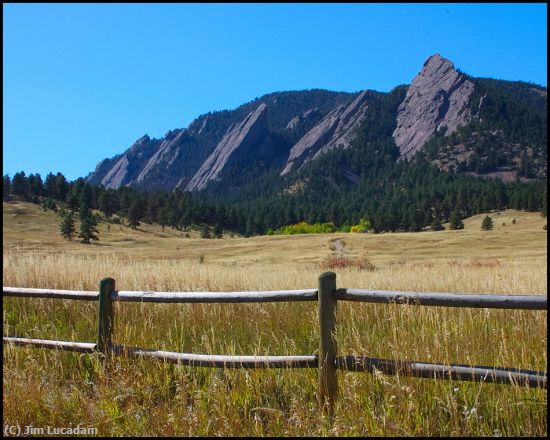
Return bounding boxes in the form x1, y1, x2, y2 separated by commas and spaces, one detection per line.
3, 273, 547, 418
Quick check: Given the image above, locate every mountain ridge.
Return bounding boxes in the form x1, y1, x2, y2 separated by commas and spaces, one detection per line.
86, 55, 547, 193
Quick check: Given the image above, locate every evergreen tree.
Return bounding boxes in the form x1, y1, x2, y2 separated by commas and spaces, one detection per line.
41, 197, 57, 212
11, 171, 29, 200
128, 200, 143, 229
46, 172, 69, 201
495, 182, 508, 211
159, 206, 170, 232
79, 183, 93, 210
448, 210, 464, 230
66, 190, 80, 212
423, 209, 434, 228
44, 172, 57, 199
27, 173, 44, 199
145, 197, 159, 224
78, 204, 99, 243
213, 223, 224, 239
244, 215, 254, 237
527, 192, 538, 212
200, 224, 212, 239
179, 208, 192, 231
59, 209, 76, 241
408, 207, 423, 232
98, 190, 117, 219
3, 175, 10, 200
481, 215, 494, 231
430, 217, 445, 231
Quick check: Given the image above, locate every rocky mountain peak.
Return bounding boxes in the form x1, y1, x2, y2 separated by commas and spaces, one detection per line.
393, 54, 475, 159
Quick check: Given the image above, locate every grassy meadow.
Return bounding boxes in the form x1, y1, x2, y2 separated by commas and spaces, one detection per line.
3, 201, 548, 436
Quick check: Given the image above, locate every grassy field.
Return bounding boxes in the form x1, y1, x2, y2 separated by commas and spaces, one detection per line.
3, 201, 547, 436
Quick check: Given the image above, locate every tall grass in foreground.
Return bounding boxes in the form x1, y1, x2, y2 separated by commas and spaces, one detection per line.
3, 252, 547, 436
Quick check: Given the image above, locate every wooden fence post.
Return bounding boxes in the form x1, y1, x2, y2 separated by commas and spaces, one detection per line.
98, 277, 115, 358
318, 271, 338, 418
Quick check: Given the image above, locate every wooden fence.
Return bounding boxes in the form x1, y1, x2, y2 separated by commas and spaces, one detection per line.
3, 272, 547, 417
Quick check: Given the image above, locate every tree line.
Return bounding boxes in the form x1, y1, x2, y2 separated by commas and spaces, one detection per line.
3, 163, 547, 243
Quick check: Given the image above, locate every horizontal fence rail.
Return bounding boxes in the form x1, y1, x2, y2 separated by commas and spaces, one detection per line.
1, 338, 317, 368
112, 289, 318, 303
3, 273, 548, 419
111, 345, 318, 368
337, 356, 548, 388
3, 287, 98, 301
3, 336, 97, 353
336, 289, 547, 309
3, 338, 545, 388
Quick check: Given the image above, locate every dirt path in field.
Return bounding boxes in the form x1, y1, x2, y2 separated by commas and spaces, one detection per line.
330, 238, 347, 255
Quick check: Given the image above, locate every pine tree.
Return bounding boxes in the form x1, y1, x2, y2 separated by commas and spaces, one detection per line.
406, 206, 423, 232
42, 197, 57, 212
527, 192, 538, 212
430, 217, 445, 231
200, 224, 212, 239
59, 210, 76, 241
78, 204, 99, 243
99, 190, 117, 219
27, 173, 44, 199
128, 200, 142, 229
66, 190, 80, 212
79, 183, 93, 211
11, 171, 29, 200
3, 175, 11, 200
53, 172, 70, 201
213, 223, 223, 239
481, 215, 494, 231
448, 210, 464, 230
145, 198, 158, 224
159, 206, 170, 232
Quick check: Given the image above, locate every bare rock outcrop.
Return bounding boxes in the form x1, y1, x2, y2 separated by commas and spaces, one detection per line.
100, 156, 130, 189
393, 54, 475, 159
281, 90, 370, 175
98, 135, 153, 189
185, 103, 270, 191
135, 130, 186, 184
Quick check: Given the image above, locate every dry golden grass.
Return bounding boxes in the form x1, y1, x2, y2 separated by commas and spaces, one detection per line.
2, 201, 548, 436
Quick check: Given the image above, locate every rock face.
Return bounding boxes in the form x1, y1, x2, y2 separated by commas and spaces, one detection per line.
86, 90, 355, 191
185, 103, 271, 191
135, 130, 187, 184
281, 90, 371, 175
100, 155, 129, 189
94, 135, 159, 189
393, 54, 475, 159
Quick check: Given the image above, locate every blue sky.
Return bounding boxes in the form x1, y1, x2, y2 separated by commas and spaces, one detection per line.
3, 3, 547, 181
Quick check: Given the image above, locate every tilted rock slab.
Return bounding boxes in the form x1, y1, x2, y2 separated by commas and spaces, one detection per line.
185, 103, 270, 191
98, 135, 153, 189
281, 90, 370, 175
393, 54, 475, 160
135, 129, 187, 184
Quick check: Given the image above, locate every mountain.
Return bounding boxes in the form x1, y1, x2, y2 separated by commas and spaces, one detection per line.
393, 54, 475, 159
86, 54, 547, 194
86, 90, 357, 191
